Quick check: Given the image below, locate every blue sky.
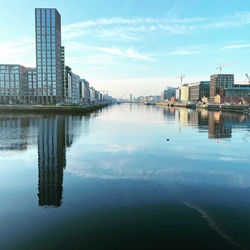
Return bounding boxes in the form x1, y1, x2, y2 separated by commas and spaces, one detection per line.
1, 0, 250, 97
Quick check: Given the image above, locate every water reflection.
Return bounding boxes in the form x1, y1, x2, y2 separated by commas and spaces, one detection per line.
38, 116, 66, 207
0, 114, 85, 208
0, 107, 249, 208
163, 107, 250, 139
0, 114, 38, 150
0, 105, 250, 249
38, 115, 84, 207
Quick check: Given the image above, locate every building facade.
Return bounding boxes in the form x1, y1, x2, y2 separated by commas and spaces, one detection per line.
189, 81, 210, 103
224, 85, 250, 104
26, 68, 37, 104
176, 88, 181, 100
71, 72, 80, 103
61, 46, 65, 99
80, 79, 90, 104
65, 66, 80, 103
209, 74, 234, 102
89, 87, 96, 103
35, 8, 62, 104
180, 84, 189, 102
0, 64, 28, 104
161, 87, 176, 102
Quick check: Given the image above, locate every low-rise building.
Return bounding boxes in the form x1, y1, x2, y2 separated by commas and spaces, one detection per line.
224, 85, 250, 104
161, 87, 176, 102
180, 84, 189, 102
176, 88, 181, 100
189, 81, 210, 103
65, 66, 80, 103
80, 79, 90, 104
89, 87, 96, 104
0, 64, 29, 104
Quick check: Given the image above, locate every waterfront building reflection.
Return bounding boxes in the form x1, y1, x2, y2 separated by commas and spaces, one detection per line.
208, 112, 232, 139
162, 106, 250, 140
0, 114, 38, 150
38, 115, 83, 207
0, 113, 90, 208
38, 116, 66, 207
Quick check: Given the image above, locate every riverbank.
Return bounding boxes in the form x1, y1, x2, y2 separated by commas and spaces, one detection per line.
157, 102, 250, 114
157, 102, 196, 109
0, 103, 109, 114
200, 104, 250, 114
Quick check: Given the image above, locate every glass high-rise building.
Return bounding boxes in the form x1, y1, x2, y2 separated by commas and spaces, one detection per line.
35, 8, 63, 104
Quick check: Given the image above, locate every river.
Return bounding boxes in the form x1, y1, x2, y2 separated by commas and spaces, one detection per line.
0, 104, 250, 249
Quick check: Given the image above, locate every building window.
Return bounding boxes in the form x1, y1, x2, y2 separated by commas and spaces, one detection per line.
46, 11, 50, 26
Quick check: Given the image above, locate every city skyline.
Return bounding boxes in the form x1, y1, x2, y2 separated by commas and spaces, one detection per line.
1, 0, 250, 97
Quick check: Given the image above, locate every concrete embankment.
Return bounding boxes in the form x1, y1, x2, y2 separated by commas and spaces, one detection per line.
0, 104, 109, 114
157, 102, 250, 114
201, 104, 250, 114
157, 102, 196, 108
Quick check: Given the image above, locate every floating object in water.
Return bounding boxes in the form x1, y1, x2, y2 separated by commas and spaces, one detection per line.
166, 139, 170, 141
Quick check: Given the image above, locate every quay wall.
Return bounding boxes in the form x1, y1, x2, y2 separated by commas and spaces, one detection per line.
0, 104, 109, 114
157, 102, 250, 114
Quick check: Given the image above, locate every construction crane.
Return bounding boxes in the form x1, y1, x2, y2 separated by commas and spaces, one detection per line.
216, 62, 238, 74
245, 74, 250, 84
176, 75, 185, 86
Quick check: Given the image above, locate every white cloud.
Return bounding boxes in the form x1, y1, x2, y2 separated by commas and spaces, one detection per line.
168, 49, 200, 55
0, 37, 35, 66
97, 47, 155, 61
62, 17, 198, 41
223, 44, 250, 49
62, 12, 250, 41
63, 41, 155, 67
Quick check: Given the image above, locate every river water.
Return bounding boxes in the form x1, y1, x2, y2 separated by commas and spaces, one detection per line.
0, 104, 250, 250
